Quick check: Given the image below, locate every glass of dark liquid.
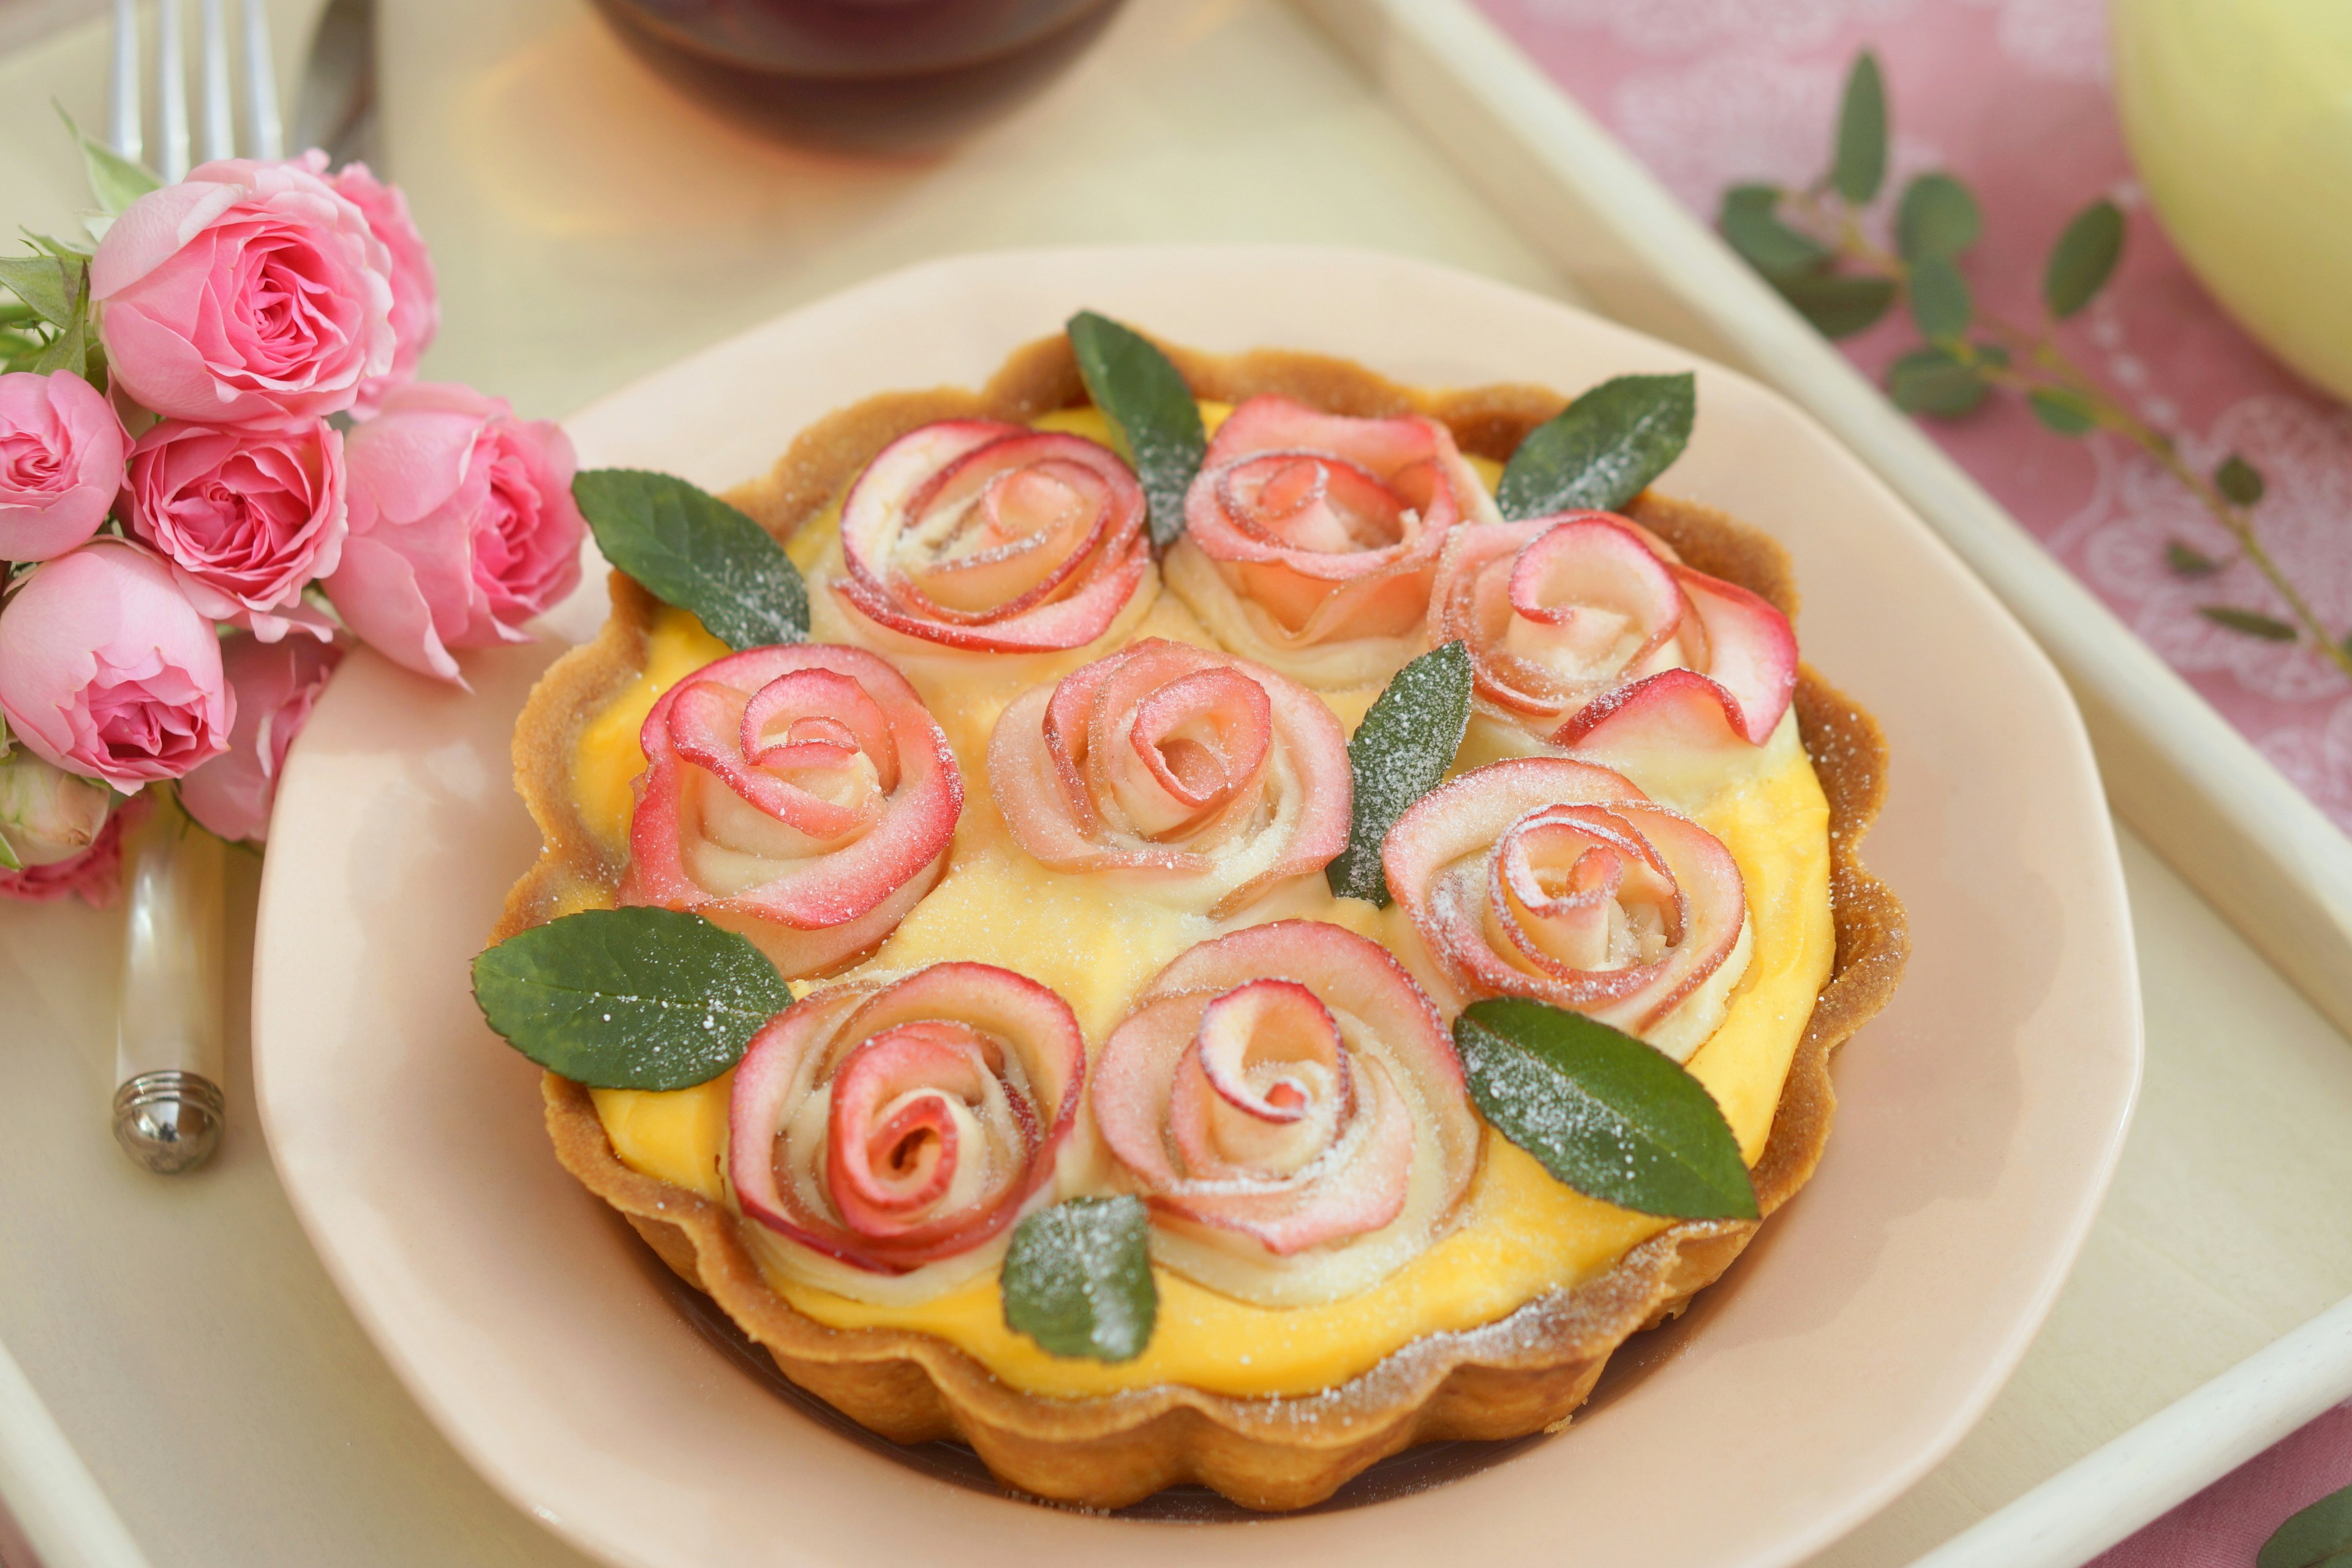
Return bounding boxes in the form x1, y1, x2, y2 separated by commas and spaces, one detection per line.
590, 0, 1129, 155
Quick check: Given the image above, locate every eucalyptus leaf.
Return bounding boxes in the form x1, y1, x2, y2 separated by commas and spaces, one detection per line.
1832, 51, 1888, 205
57, 107, 160, 214
2027, 387, 2098, 435
2045, 198, 2125, 318
0, 254, 80, 329
2165, 540, 2218, 577
572, 470, 807, 652
1719, 184, 1830, 277
1066, 310, 1207, 552
1496, 372, 1694, 521
1454, 997, 1757, 1221
1002, 1195, 1156, 1362
1887, 347, 1989, 418
1771, 271, 1897, 338
1908, 255, 1973, 343
1328, 641, 1472, 906
1896, 173, 1981, 262
2199, 606, 2296, 641
2215, 454, 2266, 505
470, 906, 793, 1090
2260, 1481, 2352, 1568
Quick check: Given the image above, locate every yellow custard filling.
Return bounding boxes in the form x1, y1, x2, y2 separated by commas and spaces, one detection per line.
567, 410, 1835, 1400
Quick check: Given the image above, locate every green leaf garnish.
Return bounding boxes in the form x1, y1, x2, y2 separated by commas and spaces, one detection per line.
1496, 372, 1695, 521
1887, 347, 1989, 418
2200, 606, 2297, 642
1831, 51, 1888, 205
1718, 184, 1830, 277
2215, 454, 2266, 506
470, 907, 793, 1090
2027, 387, 2098, 435
2261, 1481, 2352, 1568
0, 255, 83, 331
2165, 540, 2219, 577
1453, 997, 1758, 1221
1066, 311, 1207, 552
1001, 1195, 1156, 1361
1907, 255, 1973, 344
56, 106, 160, 214
572, 470, 808, 652
1896, 173, 1981, 263
1771, 271, 1897, 338
1328, 640, 1472, 906
2045, 198, 2125, 319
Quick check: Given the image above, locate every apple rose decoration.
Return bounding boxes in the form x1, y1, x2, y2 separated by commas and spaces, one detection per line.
728, 963, 1086, 1300
831, 420, 1150, 653
619, 644, 962, 978
986, 638, 1349, 917
1091, 921, 1481, 1307
1161, 395, 1498, 688
1384, 758, 1752, 1062
1430, 511, 1796, 749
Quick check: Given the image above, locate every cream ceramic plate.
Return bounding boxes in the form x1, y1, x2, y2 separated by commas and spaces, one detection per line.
252, 247, 2141, 1568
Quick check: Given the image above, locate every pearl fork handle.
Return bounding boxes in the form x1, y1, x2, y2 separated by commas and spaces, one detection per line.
112, 798, 227, 1174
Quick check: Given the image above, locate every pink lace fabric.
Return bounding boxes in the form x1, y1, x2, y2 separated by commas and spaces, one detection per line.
1477, 0, 2352, 836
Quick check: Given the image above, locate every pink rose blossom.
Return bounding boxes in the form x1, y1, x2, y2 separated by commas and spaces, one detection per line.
323, 382, 585, 683
123, 416, 346, 643
92, 156, 394, 426
0, 793, 145, 907
178, 633, 342, 843
0, 370, 126, 562
328, 162, 439, 418
0, 540, 233, 789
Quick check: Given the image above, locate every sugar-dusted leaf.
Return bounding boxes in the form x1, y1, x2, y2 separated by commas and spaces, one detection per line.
2215, 454, 2266, 506
1496, 372, 1695, 521
2200, 606, 2297, 642
2027, 387, 2099, 435
1066, 310, 1207, 552
1833, 51, 1888, 205
2045, 198, 2125, 318
0, 254, 81, 329
1887, 347, 1989, 417
1454, 997, 1757, 1221
1896, 173, 1981, 262
1772, 271, 1898, 338
57, 106, 160, 214
1908, 255, 1973, 343
1328, 641, 1472, 905
2260, 1481, 2352, 1568
572, 469, 807, 652
1719, 184, 1830, 277
470, 906, 793, 1090
2166, 540, 2219, 577
1002, 1195, 1157, 1362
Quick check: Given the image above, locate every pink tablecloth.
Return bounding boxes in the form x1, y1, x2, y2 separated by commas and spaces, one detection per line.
1478, 0, 2352, 839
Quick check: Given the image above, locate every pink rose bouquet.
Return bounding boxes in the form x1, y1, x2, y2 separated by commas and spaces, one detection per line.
0, 370, 124, 561
124, 416, 345, 641
178, 633, 344, 844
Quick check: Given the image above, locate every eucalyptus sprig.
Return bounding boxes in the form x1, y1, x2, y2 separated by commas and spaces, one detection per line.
1719, 50, 2352, 681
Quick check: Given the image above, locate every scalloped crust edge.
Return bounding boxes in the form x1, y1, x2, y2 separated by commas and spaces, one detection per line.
501, 334, 1910, 1512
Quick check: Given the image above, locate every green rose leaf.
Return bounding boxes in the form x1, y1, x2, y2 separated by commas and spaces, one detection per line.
2045, 198, 2125, 319
29, 313, 87, 377
1772, 271, 1898, 339
2260, 1481, 2352, 1568
2215, 453, 2266, 506
1066, 310, 1207, 553
1327, 640, 1473, 906
57, 108, 160, 215
2027, 387, 2098, 435
572, 469, 808, 652
1886, 347, 1989, 418
0, 254, 81, 330
1719, 184, 1830, 277
2200, 606, 2297, 642
1908, 255, 1973, 344
1496, 372, 1695, 521
1896, 173, 1982, 263
0, 827, 21, 872
470, 906, 793, 1090
2165, 540, 2219, 577
1454, 997, 1758, 1221
1832, 51, 1888, 205
1002, 1194, 1157, 1362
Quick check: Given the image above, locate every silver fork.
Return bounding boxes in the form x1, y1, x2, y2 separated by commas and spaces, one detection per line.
103, 1, 287, 1176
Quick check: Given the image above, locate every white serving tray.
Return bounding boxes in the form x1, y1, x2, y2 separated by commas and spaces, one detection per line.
1294, 0, 2352, 1047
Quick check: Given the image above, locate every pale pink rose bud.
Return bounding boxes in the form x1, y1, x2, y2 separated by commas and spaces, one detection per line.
0, 540, 233, 789
92, 156, 394, 426
322, 382, 585, 684
0, 790, 144, 907
0, 369, 127, 562
124, 416, 347, 643
177, 633, 342, 843
328, 162, 439, 419
0, 746, 113, 865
